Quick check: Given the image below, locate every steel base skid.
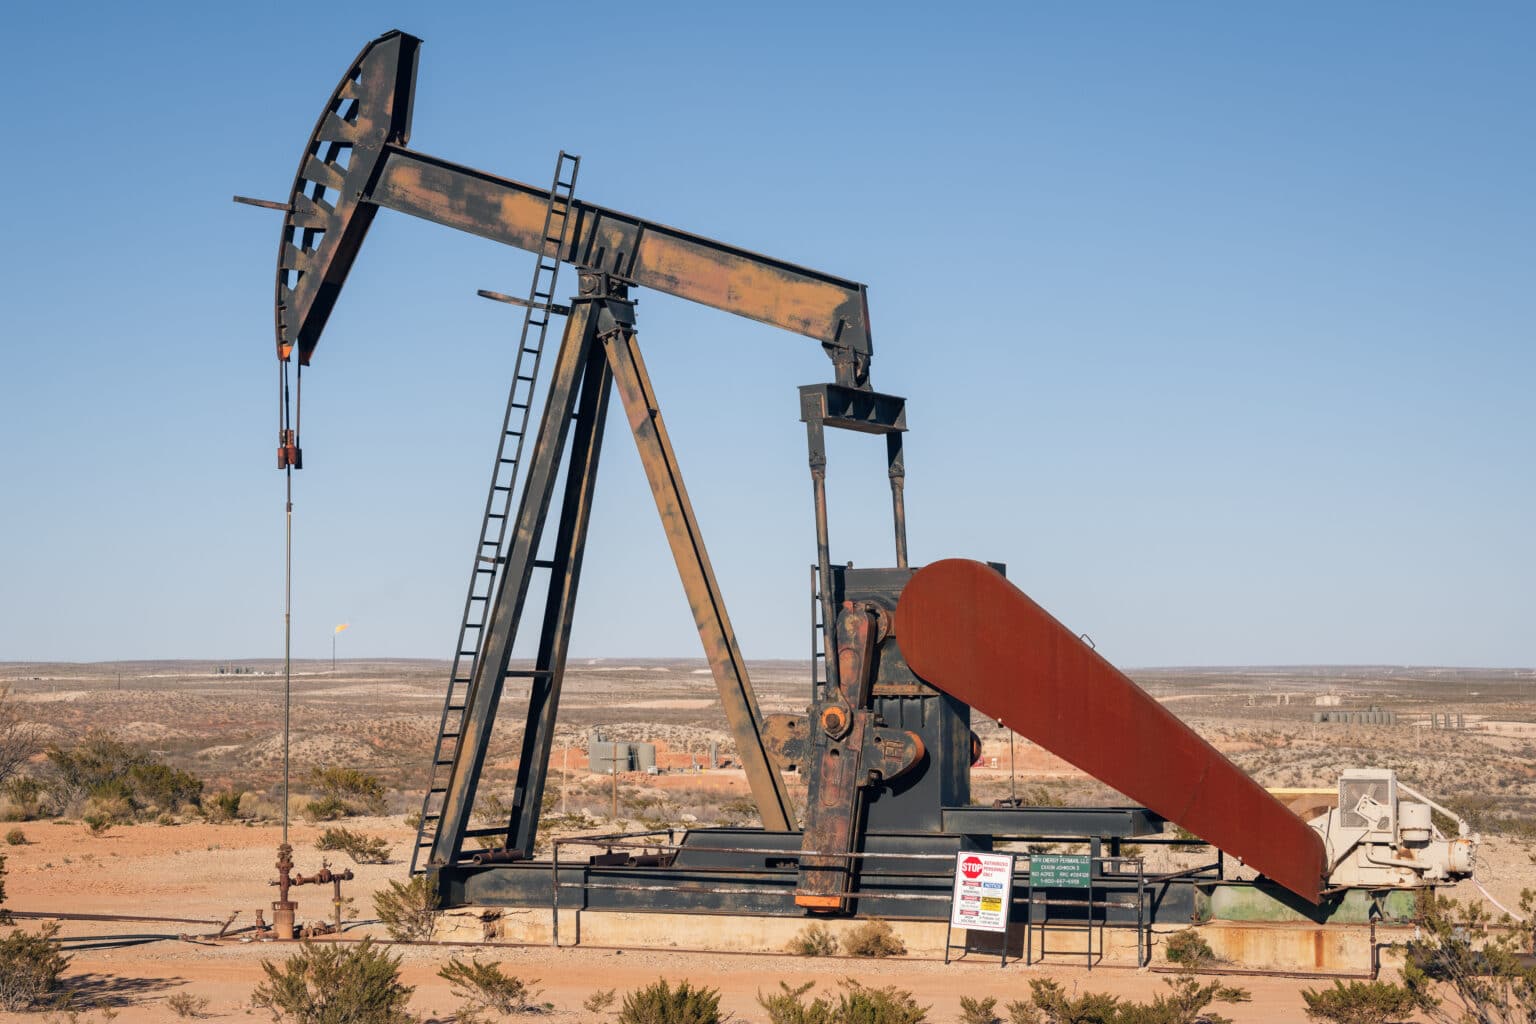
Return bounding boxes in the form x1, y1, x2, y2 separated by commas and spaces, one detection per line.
432, 822, 1201, 927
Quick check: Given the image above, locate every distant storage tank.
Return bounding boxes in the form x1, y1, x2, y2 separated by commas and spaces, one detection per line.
589, 739, 633, 774
633, 742, 657, 772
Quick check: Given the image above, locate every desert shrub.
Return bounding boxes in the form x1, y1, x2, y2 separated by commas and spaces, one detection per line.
5, 828, 25, 845
786, 922, 839, 956
584, 989, 618, 1015
308, 766, 387, 816
302, 795, 350, 822
716, 796, 758, 824
1301, 979, 1423, 1024
44, 732, 201, 818
0, 686, 40, 789
2, 775, 48, 821
1007, 979, 1121, 1024
472, 791, 512, 826
372, 873, 439, 942
1167, 825, 1210, 850
206, 789, 245, 822
439, 955, 543, 1018
83, 811, 114, 836
835, 980, 927, 1023
127, 761, 204, 813
315, 827, 391, 864
758, 980, 926, 1024
843, 918, 905, 957
0, 921, 71, 1011
618, 978, 722, 1024
758, 981, 835, 1024
1124, 974, 1251, 1024
1164, 928, 1216, 968
1005, 976, 1249, 1024
83, 788, 134, 825
1018, 785, 1067, 808
1401, 890, 1533, 1023
167, 991, 212, 1018
252, 938, 413, 1024
960, 995, 1001, 1024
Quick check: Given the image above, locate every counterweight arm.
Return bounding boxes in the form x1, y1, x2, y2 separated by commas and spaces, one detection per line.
894, 559, 1329, 905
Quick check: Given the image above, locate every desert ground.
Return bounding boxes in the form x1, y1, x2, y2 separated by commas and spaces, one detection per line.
0, 658, 1533, 1022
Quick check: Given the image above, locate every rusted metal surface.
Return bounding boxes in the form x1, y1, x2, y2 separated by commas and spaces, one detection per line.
273, 32, 872, 384
796, 601, 924, 910
505, 341, 614, 857
893, 558, 1328, 904
371, 148, 871, 384
600, 314, 795, 832
428, 303, 600, 869
274, 31, 419, 365
271, 843, 296, 940
762, 712, 811, 772
886, 433, 908, 569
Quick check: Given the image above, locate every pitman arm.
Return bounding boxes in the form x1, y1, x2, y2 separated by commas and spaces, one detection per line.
894, 558, 1328, 904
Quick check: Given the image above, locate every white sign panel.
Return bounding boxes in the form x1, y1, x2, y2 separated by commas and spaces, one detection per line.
949, 851, 1014, 933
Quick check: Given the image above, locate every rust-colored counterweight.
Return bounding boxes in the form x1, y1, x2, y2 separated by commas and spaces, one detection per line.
894, 559, 1327, 904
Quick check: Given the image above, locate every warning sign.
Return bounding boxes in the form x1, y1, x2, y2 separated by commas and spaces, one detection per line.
949, 851, 1014, 934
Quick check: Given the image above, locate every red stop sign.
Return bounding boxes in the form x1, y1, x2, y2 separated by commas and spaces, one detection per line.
961, 856, 984, 880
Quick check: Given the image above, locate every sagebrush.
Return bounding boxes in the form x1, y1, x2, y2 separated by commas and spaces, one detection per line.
307, 765, 387, 818
843, 918, 906, 957
758, 979, 927, 1024
372, 873, 439, 942
1400, 890, 1535, 1024
0, 921, 71, 1012
619, 978, 722, 1024
315, 826, 391, 864
960, 995, 1000, 1024
786, 922, 839, 956
583, 988, 617, 1015
167, 991, 212, 1018
44, 731, 203, 820
1301, 979, 1425, 1024
1005, 975, 1250, 1024
438, 955, 543, 1017
251, 938, 413, 1024
1164, 928, 1217, 968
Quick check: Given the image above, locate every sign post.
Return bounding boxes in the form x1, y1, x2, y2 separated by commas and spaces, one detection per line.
945, 851, 1015, 966
1025, 853, 1094, 968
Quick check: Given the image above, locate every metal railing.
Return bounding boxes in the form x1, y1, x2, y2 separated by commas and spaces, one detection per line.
544, 830, 1192, 962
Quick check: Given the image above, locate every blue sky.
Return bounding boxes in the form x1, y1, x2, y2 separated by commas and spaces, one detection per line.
0, 3, 1530, 667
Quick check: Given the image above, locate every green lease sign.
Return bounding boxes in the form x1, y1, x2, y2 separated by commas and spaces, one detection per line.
1030, 854, 1090, 888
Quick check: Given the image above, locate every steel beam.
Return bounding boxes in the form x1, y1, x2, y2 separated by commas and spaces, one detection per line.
600, 324, 796, 832
368, 147, 870, 383
506, 348, 615, 857
428, 302, 598, 868
270, 33, 872, 383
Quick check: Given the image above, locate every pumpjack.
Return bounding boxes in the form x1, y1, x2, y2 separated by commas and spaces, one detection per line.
251, 31, 1474, 926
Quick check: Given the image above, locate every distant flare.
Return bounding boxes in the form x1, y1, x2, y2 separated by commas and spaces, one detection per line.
334, 623, 349, 634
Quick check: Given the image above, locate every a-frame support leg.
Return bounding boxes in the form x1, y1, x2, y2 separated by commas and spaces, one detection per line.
429, 298, 603, 869
506, 340, 613, 857
601, 321, 796, 832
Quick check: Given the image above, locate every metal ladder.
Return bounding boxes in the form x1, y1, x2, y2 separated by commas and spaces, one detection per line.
411, 151, 581, 875
810, 564, 827, 702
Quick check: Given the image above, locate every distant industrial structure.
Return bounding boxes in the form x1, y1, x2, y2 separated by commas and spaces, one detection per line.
1312, 707, 1397, 726
588, 731, 659, 774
